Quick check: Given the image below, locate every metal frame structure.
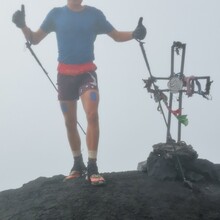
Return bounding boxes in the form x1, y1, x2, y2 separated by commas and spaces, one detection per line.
139, 41, 212, 143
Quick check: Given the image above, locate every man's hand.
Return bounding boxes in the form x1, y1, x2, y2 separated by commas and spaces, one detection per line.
132, 17, 146, 40
12, 5, 26, 28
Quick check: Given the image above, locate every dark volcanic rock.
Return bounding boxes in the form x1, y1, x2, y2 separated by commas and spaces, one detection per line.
138, 143, 220, 183
0, 171, 220, 220
145, 151, 177, 180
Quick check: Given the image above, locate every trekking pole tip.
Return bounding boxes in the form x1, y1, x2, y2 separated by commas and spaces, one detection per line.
184, 179, 193, 190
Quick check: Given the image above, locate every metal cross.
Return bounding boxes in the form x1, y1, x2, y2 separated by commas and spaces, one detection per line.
139, 41, 212, 143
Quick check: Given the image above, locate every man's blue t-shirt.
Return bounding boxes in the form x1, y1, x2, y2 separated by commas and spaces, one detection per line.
40, 6, 114, 64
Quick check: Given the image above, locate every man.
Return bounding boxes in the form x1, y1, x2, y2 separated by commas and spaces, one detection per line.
12, 0, 146, 185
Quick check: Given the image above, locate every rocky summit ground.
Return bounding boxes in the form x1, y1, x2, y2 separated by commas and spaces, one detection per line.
0, 170, 220, 220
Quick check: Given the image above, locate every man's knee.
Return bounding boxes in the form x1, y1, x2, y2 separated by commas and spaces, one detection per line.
65, 119, 78, 132
86, 111, 99, 124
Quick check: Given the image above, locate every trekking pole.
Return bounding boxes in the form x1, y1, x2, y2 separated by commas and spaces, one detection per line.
138, 40, 170, 135
25, 42, 86, 135
21, 5, 86, 136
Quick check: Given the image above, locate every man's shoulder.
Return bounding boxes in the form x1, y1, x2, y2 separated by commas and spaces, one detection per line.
85, 5, 98, 11
48, 6, 66, 15
85, 6, 103, 14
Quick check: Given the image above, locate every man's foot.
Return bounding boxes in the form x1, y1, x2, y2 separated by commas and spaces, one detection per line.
64, 156, 86, 182
87, 174, 106, 186
86, 160, 106, 186
64, 169, 86, 181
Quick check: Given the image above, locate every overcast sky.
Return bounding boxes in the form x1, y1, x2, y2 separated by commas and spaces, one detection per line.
1, 0, 220, 191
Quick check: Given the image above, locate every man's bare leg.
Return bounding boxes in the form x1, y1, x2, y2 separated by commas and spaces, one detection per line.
60, 100, 81, 155
81, 89, 105, 185
60, 100, 86, 180
81, 89, 100, 158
